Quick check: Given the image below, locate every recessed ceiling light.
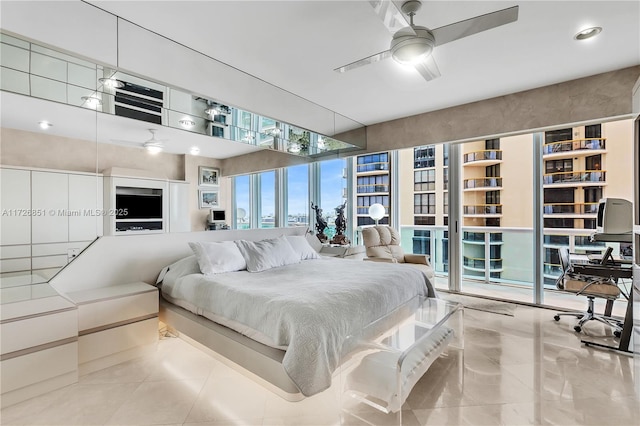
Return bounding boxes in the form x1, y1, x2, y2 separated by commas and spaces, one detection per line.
179, 119, 196, 128
574, 26, 602, 40
190, 146, 200, 155
38, 121, 53, 129
98, 77, 124, 89
81, 96, 102, 108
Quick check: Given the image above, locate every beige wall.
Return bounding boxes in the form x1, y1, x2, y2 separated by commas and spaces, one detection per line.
499, 134, 534, 228
601, 119, 634, 201
398, 148, 414, 226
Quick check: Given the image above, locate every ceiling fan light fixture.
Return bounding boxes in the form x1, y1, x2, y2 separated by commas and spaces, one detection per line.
38, 121, 53, 129
81, 96, 102, 108
574, 26, 602, 40
145, 144, 163, 154
390, 27, 435, 65
179, 118, 196, 128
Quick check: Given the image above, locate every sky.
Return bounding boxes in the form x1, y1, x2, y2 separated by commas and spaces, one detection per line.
234, 159, 346, 218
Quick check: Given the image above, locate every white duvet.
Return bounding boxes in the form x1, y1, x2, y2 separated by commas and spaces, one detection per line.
161, 257, 436, 396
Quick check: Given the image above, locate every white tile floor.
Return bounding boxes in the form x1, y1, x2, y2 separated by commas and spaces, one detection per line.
1, 293, 638, 425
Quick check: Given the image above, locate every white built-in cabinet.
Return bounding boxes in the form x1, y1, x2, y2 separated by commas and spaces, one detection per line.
169, 181, 190, 232
0, 167, 103, 278
103, 175, 190, 235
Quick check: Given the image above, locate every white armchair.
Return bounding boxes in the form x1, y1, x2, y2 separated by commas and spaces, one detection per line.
361, 226, 434, 280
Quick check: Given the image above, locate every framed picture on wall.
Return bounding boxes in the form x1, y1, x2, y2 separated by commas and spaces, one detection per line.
199, 166, 220, 186
199, 190, 219, 209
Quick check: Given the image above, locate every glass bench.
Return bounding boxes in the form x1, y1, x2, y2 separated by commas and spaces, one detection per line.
340, 296, 463, 424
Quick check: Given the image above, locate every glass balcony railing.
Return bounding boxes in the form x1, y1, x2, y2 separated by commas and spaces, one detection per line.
463, 177, 502, 189
401, 226, 625, 290
543, 138, 606, 155
543, 263, 562, 276
462, 231, 504, 242
357, 162, 389, 173
463, 256, 503, 270
463, 150, 502, 163
574, 236, 606, 248
356, 184, 389, 193
543, 170, 605, 184
463, 204, 502, 215
543, 202, 599, 215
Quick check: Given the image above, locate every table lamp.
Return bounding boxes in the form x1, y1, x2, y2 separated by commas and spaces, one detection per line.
368, 203, 385, 225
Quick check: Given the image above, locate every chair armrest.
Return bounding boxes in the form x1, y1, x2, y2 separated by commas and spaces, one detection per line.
404, 254, 431, 265
364, 257, 396, 264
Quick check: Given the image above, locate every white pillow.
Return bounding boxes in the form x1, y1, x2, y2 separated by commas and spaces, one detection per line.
286, 235, 320, 260
235, 236, 300, 272
188, 241, 247, 275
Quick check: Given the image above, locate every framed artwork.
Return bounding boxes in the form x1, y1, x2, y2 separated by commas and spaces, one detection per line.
199, 190, 219, 209
199, 166, 220, 186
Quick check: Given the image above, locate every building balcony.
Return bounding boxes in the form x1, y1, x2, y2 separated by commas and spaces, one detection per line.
543, 202, 599, 216
356, 184, 389, 194
463, 204, 502, 217
463, 150, 503, 167
543, 138, 606, 158
543, 262, 562, 278
356, 162, 389, 173
463, 177, 502, 191
463, 256, 503, 272
462, 231, 503, 243
543, 170, 606, 187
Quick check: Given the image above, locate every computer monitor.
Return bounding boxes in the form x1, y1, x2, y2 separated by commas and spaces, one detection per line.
209, 209, 226, 223
596, 198, 632, 234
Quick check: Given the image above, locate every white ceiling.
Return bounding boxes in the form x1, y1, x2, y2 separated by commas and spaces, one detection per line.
89, 0, 640, 126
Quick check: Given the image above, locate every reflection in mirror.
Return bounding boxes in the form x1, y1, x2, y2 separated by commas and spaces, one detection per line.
0, 30, 366, 292
1, 33, 100, 287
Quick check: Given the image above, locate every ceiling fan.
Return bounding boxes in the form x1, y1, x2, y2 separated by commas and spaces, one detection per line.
335, 0, 519, 81
110, 129, 167, 154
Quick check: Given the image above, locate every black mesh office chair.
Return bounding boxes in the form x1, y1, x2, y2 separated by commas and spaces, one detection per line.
553, 247, 623, 336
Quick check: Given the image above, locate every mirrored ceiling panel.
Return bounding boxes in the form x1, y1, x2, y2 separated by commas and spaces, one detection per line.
0, 32, 364, 159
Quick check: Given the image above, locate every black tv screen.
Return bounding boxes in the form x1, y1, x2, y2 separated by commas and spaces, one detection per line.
116, 192, 162, 219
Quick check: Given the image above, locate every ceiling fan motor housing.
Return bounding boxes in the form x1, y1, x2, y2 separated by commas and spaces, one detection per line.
390, 26, 435, 64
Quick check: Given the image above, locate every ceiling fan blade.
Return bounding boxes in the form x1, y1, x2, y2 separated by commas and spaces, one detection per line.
334, 50, 392, 73
432, 5, 519, 47
414, 55, 441, 82
109, 138, 140, 146
368, 0, 415, 36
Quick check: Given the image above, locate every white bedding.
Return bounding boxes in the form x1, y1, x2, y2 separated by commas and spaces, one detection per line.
161, 257, 436, 396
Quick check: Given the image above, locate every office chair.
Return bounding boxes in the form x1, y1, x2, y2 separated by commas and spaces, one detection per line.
553, 247, 623, 336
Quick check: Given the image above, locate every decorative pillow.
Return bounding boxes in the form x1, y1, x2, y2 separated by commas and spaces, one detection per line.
235, 235, 301, 272
286, 235, 320, 260
188, 241, 247, 276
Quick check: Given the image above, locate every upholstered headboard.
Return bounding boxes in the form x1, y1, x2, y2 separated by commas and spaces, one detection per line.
50, 227, 308, 293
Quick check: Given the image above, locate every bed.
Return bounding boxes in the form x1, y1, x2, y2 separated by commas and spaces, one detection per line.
158, 237, 436, 400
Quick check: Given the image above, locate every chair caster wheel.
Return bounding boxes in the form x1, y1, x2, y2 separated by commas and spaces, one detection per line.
574, 325, 582, 332
554, 315, 560, 321
614, 330, 621, 338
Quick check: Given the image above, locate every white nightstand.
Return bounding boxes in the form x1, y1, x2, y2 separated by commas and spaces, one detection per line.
66, 282, 159, 375
1, 281, 78, 408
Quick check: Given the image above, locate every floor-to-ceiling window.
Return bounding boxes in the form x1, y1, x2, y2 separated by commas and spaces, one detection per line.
320, 159, 347, 241
287, 164, 309, 227
234, 175, 250, 229
259, 171, 275, 228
